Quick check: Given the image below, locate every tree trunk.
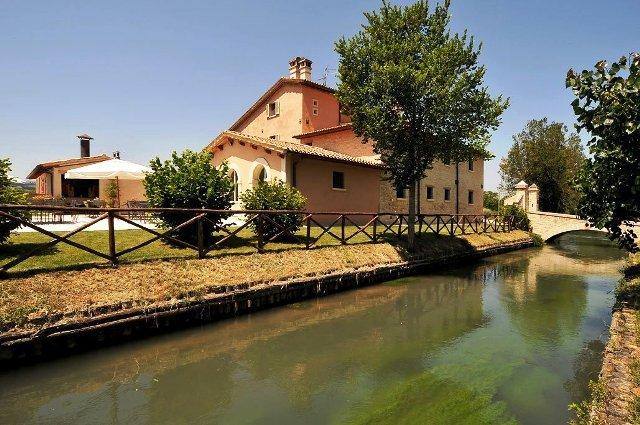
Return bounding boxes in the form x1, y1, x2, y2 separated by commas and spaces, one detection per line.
407, 180, 416, 251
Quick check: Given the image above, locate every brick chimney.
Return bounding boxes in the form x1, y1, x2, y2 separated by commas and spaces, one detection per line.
288, 57, 312, 81
77, 133, 93, 158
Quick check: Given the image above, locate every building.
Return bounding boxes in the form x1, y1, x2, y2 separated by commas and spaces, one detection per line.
27, 134, 146, 205
208, 57, 484, 215
503, 181, 539, 212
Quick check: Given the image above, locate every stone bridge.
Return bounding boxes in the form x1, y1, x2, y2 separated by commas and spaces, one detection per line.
527, 211, 597, 241
527, 211, 640, 242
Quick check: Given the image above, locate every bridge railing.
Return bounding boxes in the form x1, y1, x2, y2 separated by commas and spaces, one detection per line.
0, 204, 514, 275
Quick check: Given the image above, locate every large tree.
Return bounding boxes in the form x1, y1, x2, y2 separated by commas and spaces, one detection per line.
335, 0, 507, 249
567, 54, 640, 252
499, 118, 585, 214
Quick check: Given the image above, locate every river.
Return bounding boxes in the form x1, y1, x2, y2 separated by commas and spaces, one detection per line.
0, 231, 627, 424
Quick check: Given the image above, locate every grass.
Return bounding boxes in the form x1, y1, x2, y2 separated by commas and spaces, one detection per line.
0, 224, 515, 275
0, 229, 531, 333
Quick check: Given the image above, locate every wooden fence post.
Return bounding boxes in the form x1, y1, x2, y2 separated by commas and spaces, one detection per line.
197, 217, 205, 259
341, 215, 346, 244
108, 210, 117, 266
256, 214, 265, 253
373, 215, 378, 242
306, 216, 312, 249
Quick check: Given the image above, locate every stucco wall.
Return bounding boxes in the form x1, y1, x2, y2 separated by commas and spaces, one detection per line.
234, 85, 304, 141
302, 128, 375, 157
301, 87, 341, 133
211, 140, 287, 207
98, 179, 146, 206
291, 155, 381, 213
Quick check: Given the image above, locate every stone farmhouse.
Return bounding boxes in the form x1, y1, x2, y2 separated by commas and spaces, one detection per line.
207, 57, 485, 214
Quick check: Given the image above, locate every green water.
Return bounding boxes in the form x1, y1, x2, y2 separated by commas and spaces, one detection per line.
0, 231, 626, 424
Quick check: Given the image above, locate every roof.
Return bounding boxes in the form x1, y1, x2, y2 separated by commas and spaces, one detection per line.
26, 155, 111, 179
514, 180, 529, 189
229, 78, 336, 131
293, 123, 353, 139
64, 158, 152, 181
209, 131, 383, 168
77, 133, 93, 140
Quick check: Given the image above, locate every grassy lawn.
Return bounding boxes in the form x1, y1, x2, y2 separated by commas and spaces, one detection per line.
0, 221, 499, 275
0, 225, 380, 274
0, 229, 532, 332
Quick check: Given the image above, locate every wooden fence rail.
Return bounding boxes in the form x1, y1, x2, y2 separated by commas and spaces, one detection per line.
0, 205, 514, 275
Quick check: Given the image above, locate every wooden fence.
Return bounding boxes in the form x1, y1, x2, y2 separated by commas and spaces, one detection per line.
0, 205, 514, 274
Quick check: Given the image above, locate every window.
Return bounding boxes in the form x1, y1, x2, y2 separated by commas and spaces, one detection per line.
269, 135, 279, 140
468, 190, 475, 205
267, 101, 280, 118
444, 187, 451, 202
312, 99, 319, 116
396, 186, 407, 199
468, 160, 474, 171
332, 171, 345, 190
426, 186, 434, 200
253, 164, 267, 187
229, 170, 239, 202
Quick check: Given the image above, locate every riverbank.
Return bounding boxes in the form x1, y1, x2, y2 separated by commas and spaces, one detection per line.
0, 230, 532, 366
590, 254, 640, 424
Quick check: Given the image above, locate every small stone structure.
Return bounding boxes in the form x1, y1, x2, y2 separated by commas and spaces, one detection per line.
503, 180, 539, 212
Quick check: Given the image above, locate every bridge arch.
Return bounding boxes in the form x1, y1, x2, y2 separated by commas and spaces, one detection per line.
527, 211, 600, 242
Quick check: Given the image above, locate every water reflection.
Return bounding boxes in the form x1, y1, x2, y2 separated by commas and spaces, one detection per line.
0, 231, 625, 424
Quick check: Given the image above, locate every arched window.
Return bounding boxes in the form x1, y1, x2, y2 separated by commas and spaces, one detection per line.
253, 164, 267, 187
229, 169, 239, 202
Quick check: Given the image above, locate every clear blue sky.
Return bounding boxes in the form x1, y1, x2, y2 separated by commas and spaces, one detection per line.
1, 0, 639, 190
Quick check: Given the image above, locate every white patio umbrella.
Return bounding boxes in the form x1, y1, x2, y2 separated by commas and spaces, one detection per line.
65, 158, 151, 180
65, 158, 151, 206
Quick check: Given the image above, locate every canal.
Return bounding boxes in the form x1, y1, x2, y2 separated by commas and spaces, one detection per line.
0, 231, 626, 424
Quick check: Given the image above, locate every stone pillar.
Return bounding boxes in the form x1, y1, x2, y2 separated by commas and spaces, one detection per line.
527, 184, 539, 212
514, 180, 529, 211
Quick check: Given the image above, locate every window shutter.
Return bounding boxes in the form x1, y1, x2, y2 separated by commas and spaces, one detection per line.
275, 101, 280, 115
266, 104, 270, 116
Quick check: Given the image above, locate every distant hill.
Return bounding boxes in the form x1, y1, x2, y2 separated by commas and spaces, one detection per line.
9, 175, 35, 191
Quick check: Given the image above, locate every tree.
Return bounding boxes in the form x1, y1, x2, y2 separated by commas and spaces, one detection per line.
144, 150, 233, 244
0, 158, 29, 244
499, 118, 585, 214
240, 180, 306, 241
483, 190, 500, 212
335, 0, 507, 249
567, 54, 640, 252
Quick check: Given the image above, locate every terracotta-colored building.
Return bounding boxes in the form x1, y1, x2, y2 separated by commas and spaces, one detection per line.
27, 134, 146, 205
209, 56, 484, 214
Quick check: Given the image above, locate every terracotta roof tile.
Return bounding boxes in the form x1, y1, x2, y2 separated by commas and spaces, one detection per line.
26, 155, 111, 179
293, 123, 353, 139
208, 131, 383, 168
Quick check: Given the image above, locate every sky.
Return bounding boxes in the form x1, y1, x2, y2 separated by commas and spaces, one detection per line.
1, 0, 639, 190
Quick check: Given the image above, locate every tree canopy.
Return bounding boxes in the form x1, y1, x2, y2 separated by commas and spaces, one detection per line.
335, 0, 507, 247
0, 158, 29, 244
567, 54, 640, 251
499, 118, 585, 214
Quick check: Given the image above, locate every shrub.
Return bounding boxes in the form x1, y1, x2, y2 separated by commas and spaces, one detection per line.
240, 180, 306, 241
144, 150, 233, 244
106, 180, 119, 207
0, 158, 29, 244
530, 233, 544, 247
499, 204, 530, 231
